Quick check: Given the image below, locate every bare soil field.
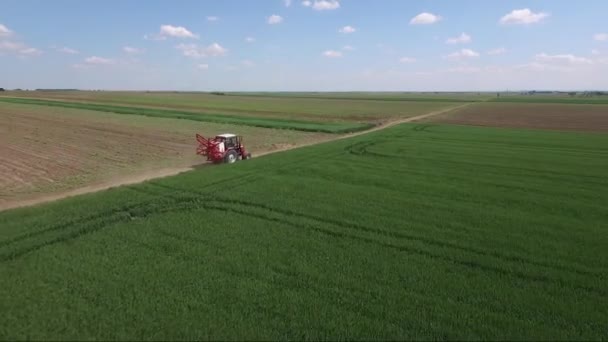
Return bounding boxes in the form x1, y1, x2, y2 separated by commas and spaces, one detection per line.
425, 102, 608, 132
0, 103, 332, 209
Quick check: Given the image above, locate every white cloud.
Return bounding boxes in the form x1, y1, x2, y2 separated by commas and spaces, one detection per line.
19, 47, 42, 56
312, 0, 340, 10
205, 43, 227, 56
176, 42, 228, 58
302, 0, 311, 6
446, 32, 471, 44
445, 48, 480, 59
594, 33, 608, 42
145, 25, 198, 40
534, 53, 592, 65
342, 45, 354, 51
410, 12, 442, 25
197, 64, 209, 70
339, 25, 356, 34
0, 40, 41, 56
267, 15, 284, 24
161, 24, 198, 38
0, 24, 42, 57
123, 46, 142, 54
207, 16, 219, 22
487, 47, 507, 55
84, 56, 114, 65
323, 50, 342, 58
241, 59, 255, 67
57, 47, 79, 54
0, 24, 12, 37
500, 9, 549, 25
591, 49, 600, 56
399, 57, 416, 63
245, 36, 256, 43
284, 0, 292, 7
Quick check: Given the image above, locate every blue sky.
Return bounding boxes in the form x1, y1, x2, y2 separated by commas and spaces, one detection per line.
1, 0, 607, 91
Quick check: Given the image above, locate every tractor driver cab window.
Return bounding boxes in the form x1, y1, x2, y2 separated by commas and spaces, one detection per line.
226, 137, 236, 148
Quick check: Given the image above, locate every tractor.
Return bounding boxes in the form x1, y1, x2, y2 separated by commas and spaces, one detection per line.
196, 133, 252, 164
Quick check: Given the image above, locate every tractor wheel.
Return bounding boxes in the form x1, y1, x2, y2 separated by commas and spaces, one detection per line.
246, 153, 252, 159
224, 150, 238, 164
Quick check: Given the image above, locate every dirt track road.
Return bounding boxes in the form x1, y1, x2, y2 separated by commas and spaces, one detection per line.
1, 103, 470, 211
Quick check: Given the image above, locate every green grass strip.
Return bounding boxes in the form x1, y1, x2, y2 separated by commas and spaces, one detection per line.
0, 97, 374, 133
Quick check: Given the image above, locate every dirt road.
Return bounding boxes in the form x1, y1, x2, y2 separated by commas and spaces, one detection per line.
1, 103, 470, 211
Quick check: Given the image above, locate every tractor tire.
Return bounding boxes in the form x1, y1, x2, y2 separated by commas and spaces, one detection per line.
224, 150, 238, 164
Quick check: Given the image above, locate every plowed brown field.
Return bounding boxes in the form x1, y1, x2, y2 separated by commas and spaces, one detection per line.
426, 103, 608, 132
0, 103, 332, 209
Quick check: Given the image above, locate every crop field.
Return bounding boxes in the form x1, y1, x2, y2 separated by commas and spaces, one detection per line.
0, 97, 374, 133
491, 95, 608, 105
426, 102, 608, 132
1, 123, 606, 340
0, 102, 333, 210
0, 91, 463, 122
225, 91, 492, 102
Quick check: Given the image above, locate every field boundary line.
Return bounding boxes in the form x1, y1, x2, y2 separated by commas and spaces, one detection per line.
0, 103, 470, 212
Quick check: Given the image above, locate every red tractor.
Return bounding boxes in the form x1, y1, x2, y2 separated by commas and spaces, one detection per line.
196, 133, 252, 164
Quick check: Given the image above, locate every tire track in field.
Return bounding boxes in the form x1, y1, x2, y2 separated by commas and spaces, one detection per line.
12, 192, 608, 297
136, 182, 606, 281
2, 185, 604, 298
0, 103, 470, 212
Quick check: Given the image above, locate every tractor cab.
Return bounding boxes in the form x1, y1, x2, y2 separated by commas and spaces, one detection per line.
215, 133, 239, 149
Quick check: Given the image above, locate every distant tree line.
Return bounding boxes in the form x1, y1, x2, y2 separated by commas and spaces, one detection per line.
520, 90, 607, 96
35, 88, 79, 91
582, 91, 607, 96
